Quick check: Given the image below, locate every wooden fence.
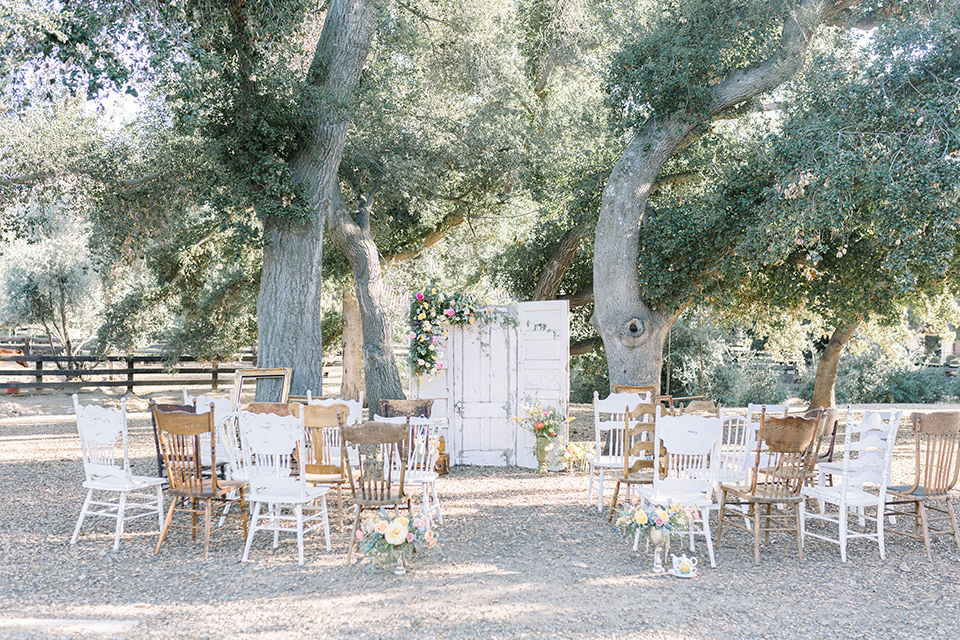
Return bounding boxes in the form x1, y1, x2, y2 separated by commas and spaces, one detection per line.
0, 355, 255, 393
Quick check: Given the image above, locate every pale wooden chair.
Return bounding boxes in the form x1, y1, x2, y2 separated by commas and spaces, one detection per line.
71, 395, 165, 550
302, 403, 351, 531
239, 410, 331, 565
379, 398, 434, 418
306, 390, 365, 425
342, 421, 412, 565
607, 402, 661, 521
884, 411, 960, 559
682, 399, 720, 417
151, 402, 248, 559
716, 408, 822, 564
246, 402, 301, 417
611, 384, 675, 414
376, 414, 444, 525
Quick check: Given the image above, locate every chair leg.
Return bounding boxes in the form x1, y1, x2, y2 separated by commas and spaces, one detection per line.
156, 496, 179, 554
598, 469, 605, 513
942, 498, 960, 554
422, 481, 431, 524
877, 502, 886, 560
431, 482, 443, 525
702, 507, 716, 568
839, 503, 848, 563
607, 480, 622, 522
763, 502, 772, 546
203, 498, 213, 559
71, 489, 94, 545
753, 503, 762, 565
296, 503, 305, 566
336, 485, 344, 532
242, 501, 262, 563
113, 492, 127, 552
347, 504, 362, 565
155, 485, 164, 530
587, 464, 595, 506
919, 502, 933, 560
320, 496, 331, 552
238, 488, 248, 538
716, 490, 727, 544
191, 498, 199, 540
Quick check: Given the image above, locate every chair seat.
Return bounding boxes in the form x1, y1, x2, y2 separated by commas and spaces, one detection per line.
720, 482, 804, 503
169, 478, 246, 499
887, 485, 950, 499
802, 485, 881, 507
405, 470, 439, 484
305, 472, 346, 484
611, 470, 655, 484
636, 486, 712, 507
83, 474, 165, 492
249, 484, 329, 505
591, 456, 623, 469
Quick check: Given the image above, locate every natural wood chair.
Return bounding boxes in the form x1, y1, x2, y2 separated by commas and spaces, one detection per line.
607, 402, 661, 521
379, 398, 434, 418
151, 401, 249, 559
589, 391, 647, 513
716, 408, 823, 564
375, 414, 444, 525
682, 399, 720, 417
342, 421, 412, 565
246, 402, 301, 417
306, 390, 365, 425
884, 411, 960, 559
302, 403, 351, 531
611, 384, 675, 414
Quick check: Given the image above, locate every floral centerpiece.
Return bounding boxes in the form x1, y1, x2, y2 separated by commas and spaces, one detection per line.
562, 442, 595, 473
617, 502, 695, 573
408, 287, 500, 377
356, 509, 439, 574
513, 400, 572, 472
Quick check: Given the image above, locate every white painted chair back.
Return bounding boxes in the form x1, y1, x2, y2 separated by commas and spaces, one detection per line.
74, 395, 130, 483
838, 411, 899, 490
652, 412, 722, 497
239, 411, 308, 500
306, 390, 364, 425
715, 412, 754, 484
593, 392, 646, 462
746, 403, 788, 429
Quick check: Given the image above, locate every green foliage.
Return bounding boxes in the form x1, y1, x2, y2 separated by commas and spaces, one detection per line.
605, 0, 788, 127
570, 347, 609, 403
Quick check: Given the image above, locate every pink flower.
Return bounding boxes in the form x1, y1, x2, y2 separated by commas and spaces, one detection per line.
408, 332, 416, 339
355, 530, 364, 541
654, 517, 664, 527
407, 533, 414, 542
437, 362, 444, 369
416, 293, 425, 301
445, 308, 455, 316
432, 336, 440, 343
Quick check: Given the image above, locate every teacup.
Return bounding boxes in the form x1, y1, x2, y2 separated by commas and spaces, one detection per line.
670, 553, 698, 576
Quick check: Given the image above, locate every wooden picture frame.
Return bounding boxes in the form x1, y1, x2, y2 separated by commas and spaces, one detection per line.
231, 368, 293, 408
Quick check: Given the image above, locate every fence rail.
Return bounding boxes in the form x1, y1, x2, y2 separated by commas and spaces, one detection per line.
0, 355, 256, 393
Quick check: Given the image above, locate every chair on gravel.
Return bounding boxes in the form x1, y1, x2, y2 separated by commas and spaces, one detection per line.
71, 395, 165, 551
588, 391, 646, 513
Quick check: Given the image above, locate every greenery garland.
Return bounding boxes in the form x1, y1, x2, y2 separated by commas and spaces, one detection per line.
408, 287, 499, 377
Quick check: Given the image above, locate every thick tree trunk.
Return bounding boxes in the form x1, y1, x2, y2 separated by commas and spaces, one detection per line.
592, 0, 856, 393
340, 282, 365, 402
329, 189, 405, 415
533, 226, 584, 301
809, 323, 858, 410
255, 0, 378, 397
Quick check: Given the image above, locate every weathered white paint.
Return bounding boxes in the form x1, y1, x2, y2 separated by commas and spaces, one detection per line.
411, 300, 570, 468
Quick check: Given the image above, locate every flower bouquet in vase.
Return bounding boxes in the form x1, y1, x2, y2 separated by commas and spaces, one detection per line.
616, 502, 695, 574
513, 400, 572, 472
356, 509, 439, 574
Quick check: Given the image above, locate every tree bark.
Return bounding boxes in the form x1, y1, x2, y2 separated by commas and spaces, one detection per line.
340, 282, 365, 402
533, 226, 584, 301
809, 323, 858, 410
592, 0, 858, 394
328, 187, 405, 415
255, 0, 378, 397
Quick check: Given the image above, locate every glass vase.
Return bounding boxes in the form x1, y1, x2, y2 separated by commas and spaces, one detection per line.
648, 528, 668, 574
393, 552, 406, 575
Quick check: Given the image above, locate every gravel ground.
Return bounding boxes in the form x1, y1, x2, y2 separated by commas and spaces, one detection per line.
1, 391, 960, 639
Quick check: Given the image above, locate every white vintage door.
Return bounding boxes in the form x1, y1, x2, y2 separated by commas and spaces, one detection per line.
516, 300, 570, 467
452, 310, 517, 465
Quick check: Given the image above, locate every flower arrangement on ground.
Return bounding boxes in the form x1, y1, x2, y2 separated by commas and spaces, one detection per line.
513, 399, 572, 472
562, 442, 595, 472
356, 509, 439, 572
408, 287, 500, 377
616, 502, 695, 551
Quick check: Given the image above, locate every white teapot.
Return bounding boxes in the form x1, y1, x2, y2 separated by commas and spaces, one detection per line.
670, 553, 698, 577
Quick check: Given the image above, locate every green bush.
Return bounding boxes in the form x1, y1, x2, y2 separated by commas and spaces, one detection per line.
570, 348, 609, 404
870, 365, 947, 404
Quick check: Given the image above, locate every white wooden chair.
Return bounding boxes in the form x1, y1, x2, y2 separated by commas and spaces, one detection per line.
588, 391, 646, 512
635, 410, 723, 567
239, 411, 332, 565
715, 412, 755, 485
182, 391, 234, 470
818, 409, 902, 489
71, 395, 165, 551
746, 403, 788, 431
376, 414, 444, 525
801, 411, 899, 562
305, 390, 364, 425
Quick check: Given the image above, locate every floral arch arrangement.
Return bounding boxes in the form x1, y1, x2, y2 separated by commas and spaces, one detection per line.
408, 288, 499, 377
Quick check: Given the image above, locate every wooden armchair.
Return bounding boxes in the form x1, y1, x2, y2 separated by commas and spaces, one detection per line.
607, 402, 661, 521
342, 421, 412, 565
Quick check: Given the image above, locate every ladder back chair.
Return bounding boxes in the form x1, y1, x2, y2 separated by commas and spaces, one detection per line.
379, 398, 434, 418
376, 414, 445, 525
884, 411, 960, 559
306, 391, 365, 425
342, 421, 412, 565
716, 407, 823, 564
607, 402, 661, 521
589, 391, 646, 512
71, 395, 165, 550
151, 401, 248, 559
302, 403, 351, 530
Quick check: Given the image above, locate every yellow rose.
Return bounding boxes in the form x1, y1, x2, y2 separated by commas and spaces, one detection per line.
394, 516, 409, 527
374, 519, 388, 534
385, 521, 409, 545
669, 503, 680, 513
634, 510, 648, 525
